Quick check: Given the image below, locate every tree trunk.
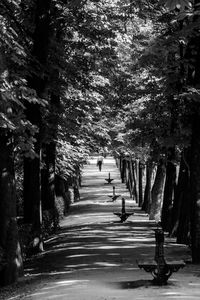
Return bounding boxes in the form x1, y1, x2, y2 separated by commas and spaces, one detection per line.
132, 160, 138, 203
42, 143, 56, 211
24, 147, 43, 252
125, 159, 133, 197
125, 159, 129, 189
0, 133, 23, 286
169, 149, 189, 238
23, 0, 52, 252
138, 161, 145, 207
42, 141, 57, 229
149, 160, 166, 222
161, 149, 177, 232
41, 74, 61, 228
142, 160, 153, 213
182, 0, 200, 260
119, 156, 123, 179
190, 114, 200, 262
128, 159, 134, 198
175, 149, 190, 245
176, 173, 190, 244
121, 157, 126, 183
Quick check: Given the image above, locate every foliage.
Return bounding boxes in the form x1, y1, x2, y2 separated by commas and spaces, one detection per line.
104, 0, 198, 163
0, 0, 47, 159
42, 210, 60, 237
2, 0, 199, 273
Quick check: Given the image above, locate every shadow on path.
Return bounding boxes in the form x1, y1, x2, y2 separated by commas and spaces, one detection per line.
3, 157, 195, 300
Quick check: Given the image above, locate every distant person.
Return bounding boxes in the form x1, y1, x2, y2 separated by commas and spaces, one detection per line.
97, 155, 104, 171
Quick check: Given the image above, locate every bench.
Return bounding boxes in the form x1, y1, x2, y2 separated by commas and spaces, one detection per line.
108, 186, 120, 202
137, 228, 185, 285
105, 172, 114, 184
113, 198, 134, 222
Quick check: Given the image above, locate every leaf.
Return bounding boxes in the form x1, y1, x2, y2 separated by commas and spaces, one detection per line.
0, 113, 16, 130
160, 0, 192, 11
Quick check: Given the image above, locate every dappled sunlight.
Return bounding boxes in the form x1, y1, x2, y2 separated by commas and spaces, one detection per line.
108, 237, 154, 243
67, 253, 98, 258
20, 280, 92, 300
94, 262, 120, 267
163, 296, 199, 299
64, 263, 88, 268
107, 252, 120, 256
25, 292, 48, 297
21, 157, 195, 300
25, 226, 157, 276
25, 270, 74, 278
55, 279, 90, 286
26, 212, 188, 278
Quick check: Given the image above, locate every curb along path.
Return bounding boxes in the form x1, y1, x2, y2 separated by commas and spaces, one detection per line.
5, 156, 197, 300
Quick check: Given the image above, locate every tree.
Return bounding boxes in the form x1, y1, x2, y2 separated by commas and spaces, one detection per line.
23, 0, 53, 253
0, 0, 31, 285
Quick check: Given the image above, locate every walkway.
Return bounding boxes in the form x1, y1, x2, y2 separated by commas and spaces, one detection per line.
4, 157, 200, 300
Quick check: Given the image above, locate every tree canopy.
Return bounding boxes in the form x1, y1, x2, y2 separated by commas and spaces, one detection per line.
2, 0, 200, 286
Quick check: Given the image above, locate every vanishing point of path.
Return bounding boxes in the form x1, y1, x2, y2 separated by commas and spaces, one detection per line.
3, 157, 200, 300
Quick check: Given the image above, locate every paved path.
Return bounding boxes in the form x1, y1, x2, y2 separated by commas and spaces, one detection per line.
5, 156, 200, 300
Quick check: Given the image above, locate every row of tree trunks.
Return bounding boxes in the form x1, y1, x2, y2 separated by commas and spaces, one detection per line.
118, 156, 143, 205
118, 156, 137, 202
117, 154, 190, 242
117, 149, 200, 260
